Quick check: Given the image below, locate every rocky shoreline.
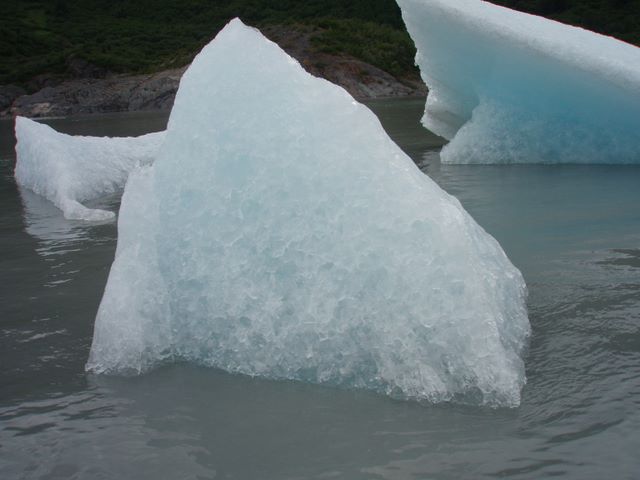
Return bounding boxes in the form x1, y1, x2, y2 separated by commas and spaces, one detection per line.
0, 68, 185, 119
0, 27, 426, 119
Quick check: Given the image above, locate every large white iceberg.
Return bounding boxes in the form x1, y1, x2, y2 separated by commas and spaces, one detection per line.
397, 0, 640, 164
14, 117, 165, 221
87, 19, 530, 407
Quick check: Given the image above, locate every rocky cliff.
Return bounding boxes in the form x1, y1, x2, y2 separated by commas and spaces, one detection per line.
1, 26, 425, 119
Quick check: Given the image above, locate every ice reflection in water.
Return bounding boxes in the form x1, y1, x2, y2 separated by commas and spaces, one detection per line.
18, 187, 119, 289
19, 187, 91, 254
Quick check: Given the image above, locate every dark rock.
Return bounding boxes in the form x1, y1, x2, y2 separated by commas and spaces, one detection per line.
7, 68, 186, 118
128, 68, 185, 111
66, 57, 110, 79
3, 26, 426, 119
0, 85, 26, 113
26, 74, 65, 92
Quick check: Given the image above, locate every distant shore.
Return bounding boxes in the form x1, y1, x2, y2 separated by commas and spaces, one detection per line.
0, 26, 426, 119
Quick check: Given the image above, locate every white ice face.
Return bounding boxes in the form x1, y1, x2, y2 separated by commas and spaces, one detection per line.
14, 117, 165, 220
86, 19, 530, 407
397, 0, 640, 164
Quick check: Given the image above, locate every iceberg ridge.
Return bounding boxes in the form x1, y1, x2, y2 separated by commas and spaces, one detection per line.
87, 19, 530, 407
397, 0, 640, 164
14, 117, 165, 220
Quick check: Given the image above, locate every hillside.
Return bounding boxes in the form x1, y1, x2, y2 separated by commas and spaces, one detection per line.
496, 0, 640, 46
2, 0, 639, 87
1, 0, 638, 117
0, 0, 414, 87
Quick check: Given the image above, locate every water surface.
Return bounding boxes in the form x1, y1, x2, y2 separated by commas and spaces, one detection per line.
1, 100, 639, 479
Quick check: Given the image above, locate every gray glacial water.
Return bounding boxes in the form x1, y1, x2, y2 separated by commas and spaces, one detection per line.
1, 99, 639, 479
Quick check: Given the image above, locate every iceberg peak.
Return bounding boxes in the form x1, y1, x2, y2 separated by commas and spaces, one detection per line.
87, 19, 530, 407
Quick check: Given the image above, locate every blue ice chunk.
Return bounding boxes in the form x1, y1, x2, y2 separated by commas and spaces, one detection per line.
86, 19, 530, 407
397, 0, 640, 163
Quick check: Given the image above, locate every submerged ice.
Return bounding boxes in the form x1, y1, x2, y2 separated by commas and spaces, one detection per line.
14, 117, 164, 220
87, 19, 530, 407
397, 0, 640, 164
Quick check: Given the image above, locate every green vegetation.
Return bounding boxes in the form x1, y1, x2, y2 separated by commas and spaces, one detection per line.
493, 0, 640, 46
311, 19, 416, 78
0, 0, 410, 86
1, 0, 639, 87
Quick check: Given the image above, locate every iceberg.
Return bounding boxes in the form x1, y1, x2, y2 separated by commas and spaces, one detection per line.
87, 19, 530, 407
397, 0, 640, 164
14, 117, 165, 221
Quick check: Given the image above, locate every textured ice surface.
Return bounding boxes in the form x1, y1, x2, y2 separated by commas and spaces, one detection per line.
14, 117, 165, 220
397, 0, 640, 164
87, 19, 530, 407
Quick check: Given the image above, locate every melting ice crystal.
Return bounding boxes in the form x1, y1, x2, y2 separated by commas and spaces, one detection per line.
87, 19, 530, 407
